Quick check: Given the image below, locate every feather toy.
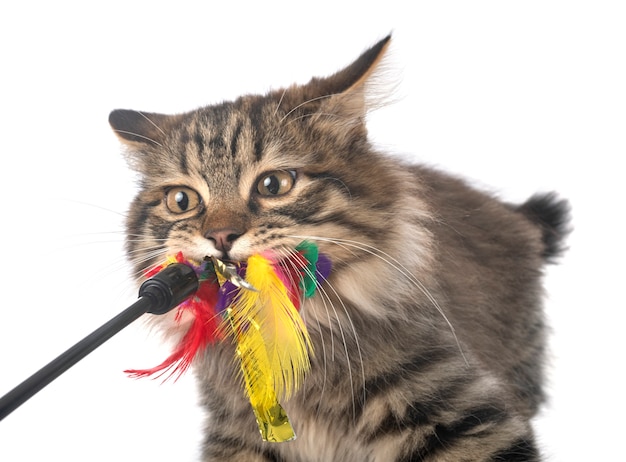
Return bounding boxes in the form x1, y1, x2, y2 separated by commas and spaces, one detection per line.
126, 242, 330, 442
126, 252, 221, 380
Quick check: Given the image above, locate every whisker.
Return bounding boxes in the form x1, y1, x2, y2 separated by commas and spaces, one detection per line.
137, 111, 167, 137
279, 245, 364, 422
56, 199, 129, 218
123, 248, 169, 281
37, 233, 127, 261
273, 88, 288, 117
125, 237, 170, 246
111, 129, 162, 147
311, 268, 364, 423
289, 235, 469, 366
279, 94, 337, 125
282, 111, 346, 129
275, 246, 332, 417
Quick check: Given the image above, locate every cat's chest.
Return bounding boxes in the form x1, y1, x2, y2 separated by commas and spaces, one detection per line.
275, 415, 400, 462
276, 418, 363, 462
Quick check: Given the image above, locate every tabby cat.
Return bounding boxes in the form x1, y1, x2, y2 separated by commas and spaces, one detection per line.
109, 36, 569, 461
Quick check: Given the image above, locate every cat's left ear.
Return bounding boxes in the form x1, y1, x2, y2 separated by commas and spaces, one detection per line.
108, 109, 182, 148
305, 35, 393, 128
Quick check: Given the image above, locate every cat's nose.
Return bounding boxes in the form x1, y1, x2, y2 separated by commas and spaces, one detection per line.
205, 228, 243, 253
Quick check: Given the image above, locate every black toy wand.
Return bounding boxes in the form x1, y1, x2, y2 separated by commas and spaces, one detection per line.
0, 263, 198, 421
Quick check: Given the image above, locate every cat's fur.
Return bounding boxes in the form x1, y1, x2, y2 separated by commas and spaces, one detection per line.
110, 36, 570, 461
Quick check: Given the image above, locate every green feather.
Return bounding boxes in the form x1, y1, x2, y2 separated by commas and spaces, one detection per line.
296, 241, 319, 298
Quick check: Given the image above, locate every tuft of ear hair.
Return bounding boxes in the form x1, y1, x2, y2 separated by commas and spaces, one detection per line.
311, 34, 392, 96
294, 35, 393, 124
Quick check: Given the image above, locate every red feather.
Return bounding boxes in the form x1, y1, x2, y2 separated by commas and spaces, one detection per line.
127, 245, 328, 382
125, 268, 221, 381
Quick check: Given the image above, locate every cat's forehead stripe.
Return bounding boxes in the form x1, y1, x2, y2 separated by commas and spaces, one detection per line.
180, 103, 271, 168
228, 119, 244, 159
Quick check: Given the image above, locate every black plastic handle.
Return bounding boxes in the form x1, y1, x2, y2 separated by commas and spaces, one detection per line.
0, 263, 198, 422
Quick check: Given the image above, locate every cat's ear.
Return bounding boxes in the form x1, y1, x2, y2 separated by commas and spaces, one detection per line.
299, 35, 392, 127
108, 109, 182, 148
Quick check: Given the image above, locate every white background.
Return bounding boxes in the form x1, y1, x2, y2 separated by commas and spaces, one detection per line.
1, 2, 624, 461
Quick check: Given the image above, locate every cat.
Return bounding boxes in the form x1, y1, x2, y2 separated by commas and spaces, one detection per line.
109, 35, 569, 461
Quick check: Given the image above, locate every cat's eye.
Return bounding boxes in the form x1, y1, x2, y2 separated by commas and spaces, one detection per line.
256, 170, 296, 197
165, 187, 201, 214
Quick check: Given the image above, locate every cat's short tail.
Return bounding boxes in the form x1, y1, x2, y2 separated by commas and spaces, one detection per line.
517, 193, 571, 263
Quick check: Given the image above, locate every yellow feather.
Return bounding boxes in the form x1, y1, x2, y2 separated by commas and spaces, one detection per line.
224, 254, 313, 442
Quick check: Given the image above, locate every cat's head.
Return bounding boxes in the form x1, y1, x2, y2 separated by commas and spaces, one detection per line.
110, 36, 416, 286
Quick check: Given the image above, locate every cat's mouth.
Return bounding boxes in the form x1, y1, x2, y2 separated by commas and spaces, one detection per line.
209, 255, 258, 292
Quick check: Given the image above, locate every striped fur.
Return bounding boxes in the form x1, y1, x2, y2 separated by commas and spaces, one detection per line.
110, 36, 569, 461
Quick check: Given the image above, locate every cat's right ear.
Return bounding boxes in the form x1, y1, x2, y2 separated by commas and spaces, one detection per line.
108, 109, 181, 148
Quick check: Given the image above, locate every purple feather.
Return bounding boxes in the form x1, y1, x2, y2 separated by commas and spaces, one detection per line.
316, 253, 332, 282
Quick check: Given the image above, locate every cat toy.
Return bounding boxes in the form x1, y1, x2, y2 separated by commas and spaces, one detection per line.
0, 262, 198, 421
0, 241, 330, 444
126, 241, 331, 442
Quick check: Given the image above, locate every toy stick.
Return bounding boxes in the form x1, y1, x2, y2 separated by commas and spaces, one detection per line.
0, 263, 198, 421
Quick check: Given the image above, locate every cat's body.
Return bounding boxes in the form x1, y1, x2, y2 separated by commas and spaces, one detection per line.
110, 36, 569, 461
